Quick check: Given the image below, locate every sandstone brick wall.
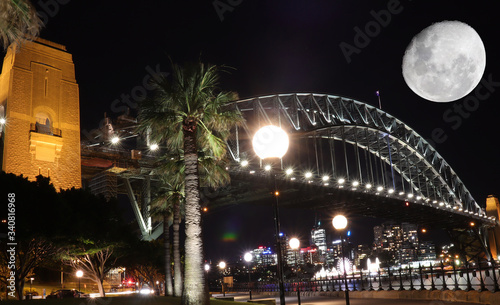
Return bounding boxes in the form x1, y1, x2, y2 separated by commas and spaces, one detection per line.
0, 39, 81, 191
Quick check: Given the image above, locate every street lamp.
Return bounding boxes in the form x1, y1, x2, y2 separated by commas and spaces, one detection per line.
218, 261, 226, 297
244, 252, 253, 300
332, 215, 350, 305
30, 277, 34, 293
252, 125, 289, 305
289, 238, 301, 305
76, 270, 83, 296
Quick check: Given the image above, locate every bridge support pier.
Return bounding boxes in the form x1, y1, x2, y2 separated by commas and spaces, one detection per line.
486, 195, 500, 260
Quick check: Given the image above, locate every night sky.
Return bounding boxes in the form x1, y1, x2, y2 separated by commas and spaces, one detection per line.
21, 0, 500, 261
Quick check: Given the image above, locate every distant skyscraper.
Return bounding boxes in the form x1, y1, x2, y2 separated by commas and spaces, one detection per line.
311, 228, 327, 252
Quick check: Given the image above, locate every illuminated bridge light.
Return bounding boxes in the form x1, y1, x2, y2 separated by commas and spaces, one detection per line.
408, 193, 414, 198
150, 143, 159, 151
111, 136, 120, 144
377, 186, 383, 192
352, 181, 359, 187
285, 168, 293, 175
439, 202, 444, 206
264, 164, 271, 171
305, 172, 313, 179
399, 191, 405, 196
0, 117, 6, 125
338, 178, 345, 184
241, 160, 249, 167
365, 183, 372, 189
388, 189, 394, 194
322, 175, 329, 182
249, 170, 255, 174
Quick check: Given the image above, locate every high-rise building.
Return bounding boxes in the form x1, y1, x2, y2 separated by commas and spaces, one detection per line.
373, 221, 421, 264
311, 228, 327, 252
252, 246, 277, 267
0, 38, 81, 190
418, 241, 437, 261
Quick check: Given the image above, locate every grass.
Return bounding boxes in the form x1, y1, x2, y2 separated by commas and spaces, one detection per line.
0, 295, 243, 305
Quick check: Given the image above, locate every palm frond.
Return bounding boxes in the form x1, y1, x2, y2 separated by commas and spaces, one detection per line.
0, 0, 43, 50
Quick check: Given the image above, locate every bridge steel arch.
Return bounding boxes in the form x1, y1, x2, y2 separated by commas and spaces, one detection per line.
225, 93, 498, 260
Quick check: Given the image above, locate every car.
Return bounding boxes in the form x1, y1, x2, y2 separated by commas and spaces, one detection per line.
46, 289, 75, 299
45, 289, 88, 299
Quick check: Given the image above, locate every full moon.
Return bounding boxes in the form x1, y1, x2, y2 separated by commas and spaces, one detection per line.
402, 21, 486, 103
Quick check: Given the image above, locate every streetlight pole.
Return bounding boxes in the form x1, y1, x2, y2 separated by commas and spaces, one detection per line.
289, 238, 301, 305
333, 215, 350, 305
76, 270, 83, 297
244, 252, 253, 300
253, 125, 289, 305
219, 261, 226, 297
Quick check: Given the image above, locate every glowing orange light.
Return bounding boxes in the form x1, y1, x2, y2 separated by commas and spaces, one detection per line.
421, 228, 427, 233
470, 222, 475, 227
275, 191, 279, 196
203, 207, 208, 212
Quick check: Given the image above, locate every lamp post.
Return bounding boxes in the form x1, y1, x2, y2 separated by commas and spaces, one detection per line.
30, 277, 34, 293
332, 215, 350, 305
253, 125, 289, 305
289, 238, 301, 305
76, 270, 83, 296
244, 252, 253, 300
219, 261, 226, 297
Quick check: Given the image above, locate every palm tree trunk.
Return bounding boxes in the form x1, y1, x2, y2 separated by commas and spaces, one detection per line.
164, 213, 174, 296
181, 128, 208, 305
173, 199, 183, 296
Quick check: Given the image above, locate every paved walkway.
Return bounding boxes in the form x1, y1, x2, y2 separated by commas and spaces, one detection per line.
212, 292, 482, 305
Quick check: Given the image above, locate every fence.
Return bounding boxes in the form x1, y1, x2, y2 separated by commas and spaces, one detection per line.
222, 261, 500, 293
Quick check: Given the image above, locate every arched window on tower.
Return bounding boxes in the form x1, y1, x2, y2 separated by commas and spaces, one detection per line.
35, 112, 52, 135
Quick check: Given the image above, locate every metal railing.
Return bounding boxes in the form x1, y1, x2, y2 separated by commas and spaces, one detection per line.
30, 123, 62, 137
223, 261, 500, 293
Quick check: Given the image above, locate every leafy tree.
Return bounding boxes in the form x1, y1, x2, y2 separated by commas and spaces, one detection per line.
56, 188, 137, 297
138, 61, 242, 305
0, 173, 59, 300
119, 240, 164, 293
0, 0, 42, 49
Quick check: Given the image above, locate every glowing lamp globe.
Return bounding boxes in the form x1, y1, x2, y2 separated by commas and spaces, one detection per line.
76, 270, 83, 278
244, 252, 253, 262
218, 261, 226, 269
252, 125, 289, 159
289, 237, 300, 250
332, 215, 348, 230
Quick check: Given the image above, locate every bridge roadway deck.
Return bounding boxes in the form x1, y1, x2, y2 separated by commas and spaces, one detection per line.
213, 292, 483, 305
209, 171, 493, 230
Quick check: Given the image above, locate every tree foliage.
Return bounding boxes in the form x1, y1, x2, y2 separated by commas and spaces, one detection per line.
0, 0, 42, 49
138, 61, 242, 305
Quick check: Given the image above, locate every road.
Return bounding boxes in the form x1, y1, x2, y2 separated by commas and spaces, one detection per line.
212, 292, 482, 305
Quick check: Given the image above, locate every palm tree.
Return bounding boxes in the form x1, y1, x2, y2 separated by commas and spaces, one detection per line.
138, 62, 242, 305
150, 179, 179, 296
153, 149, 231, 297
0, 0, 42, 50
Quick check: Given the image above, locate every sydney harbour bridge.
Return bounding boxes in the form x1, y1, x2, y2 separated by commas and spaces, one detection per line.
81, 93, 500, 263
